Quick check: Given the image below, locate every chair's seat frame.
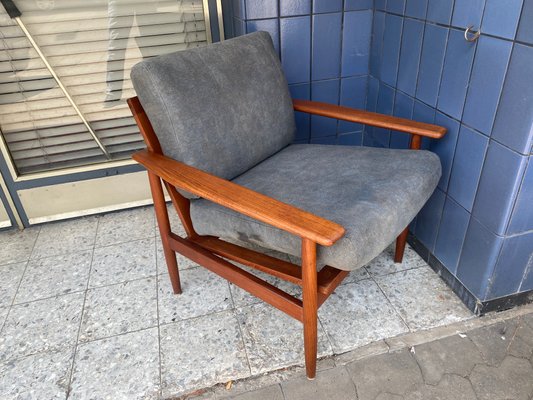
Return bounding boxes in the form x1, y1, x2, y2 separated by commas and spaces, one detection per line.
128, 96, 446, 379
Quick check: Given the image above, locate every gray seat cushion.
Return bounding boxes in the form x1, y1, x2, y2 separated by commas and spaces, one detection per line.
190, 144, 441, 271
130, 32, 295, 196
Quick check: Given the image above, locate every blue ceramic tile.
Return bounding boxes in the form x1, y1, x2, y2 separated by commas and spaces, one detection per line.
437, 29, 476, 120
311, 135, 336, 144
430, 112, 460, 191
280, 0, 311, 16
487, 231, 533, 299
374, 83, 395, 147
390, 91, 414, 149
311, 79, 339, 137
517, 0, 533, 44
313, 0, 342, 13
380, 14, 403, 87
386, 0, 406, 14
462, 36, 512, 136
472, 141, 528, 236
366, 76, 380, 112
412, 99, 435, 124
375, 0, 386, 11
492, 44, 533, 155
280, 16, 311, 84
448, 125, 488, 211
405, 0, 428, 19
312, 13, 342, 80
245, 0, 278, 19
434, 197, 470, 274
370, 11, 386, 78
508, 158, 533, 234
233, 18, 246, 36
246, 19, 280, 54
338, 131, 363, 145
397, 18, 424, 96
416, 24, 448, 107
452, 0, 485, 28
415, 188, 446, 251
232, 0, 246, 18
426, 0, 454, 24
457, 217, 504, 300
289, 84, 311, 141
482, 0, 523, 40
338, 76, 367, 133
342, 10, 372, 77
345, 0, 373, 10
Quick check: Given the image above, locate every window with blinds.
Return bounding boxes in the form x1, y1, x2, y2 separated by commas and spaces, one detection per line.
0, 0, 208, 175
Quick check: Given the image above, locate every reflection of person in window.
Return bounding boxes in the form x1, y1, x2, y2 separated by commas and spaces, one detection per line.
105, 0, 162, 106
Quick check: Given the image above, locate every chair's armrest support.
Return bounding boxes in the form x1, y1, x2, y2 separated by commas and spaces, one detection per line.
133, 150, 345, 246
293, 99, 446, 139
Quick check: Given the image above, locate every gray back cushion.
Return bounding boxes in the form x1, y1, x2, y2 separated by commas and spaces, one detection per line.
131, 32, 295, 184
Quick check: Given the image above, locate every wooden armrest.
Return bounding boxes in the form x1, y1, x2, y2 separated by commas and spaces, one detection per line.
133, 150, 345, 246
293, 99, 446, 139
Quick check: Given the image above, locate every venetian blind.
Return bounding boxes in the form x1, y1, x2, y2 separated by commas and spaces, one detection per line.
0, 0, 207, 175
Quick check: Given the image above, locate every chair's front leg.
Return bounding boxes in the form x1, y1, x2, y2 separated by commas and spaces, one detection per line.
302, 238, 318, 380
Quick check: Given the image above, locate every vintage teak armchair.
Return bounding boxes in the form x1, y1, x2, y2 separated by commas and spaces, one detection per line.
128, 32, 446, 379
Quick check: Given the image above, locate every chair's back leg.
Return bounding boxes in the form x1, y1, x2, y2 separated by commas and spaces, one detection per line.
394, 227, 409, 263
148, 171, 182, 294
302, 238, 318, 380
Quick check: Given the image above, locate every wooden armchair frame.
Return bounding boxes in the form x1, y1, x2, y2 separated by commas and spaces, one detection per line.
128, 96, 446, 379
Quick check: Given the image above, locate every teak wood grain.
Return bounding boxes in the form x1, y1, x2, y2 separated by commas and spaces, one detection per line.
132, 150, 345, 247
293, 99, 447, 139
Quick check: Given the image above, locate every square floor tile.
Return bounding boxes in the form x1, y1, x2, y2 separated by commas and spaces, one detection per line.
70, 328, 160, 400
375, 267, 472, 330
95, 207, 155, 247
0, 292, 84, 362
342, 266, 371, 285
0, 306, 9, 329
80, 277, 157, 342
0, 262, 26, 308
0, 348, 74, 400
318, 279, 409, 353
236, 302, 332, 375
31, 217, 98, 260
160, 310, 249, 397
0, 228, 39, 265
365, 243, 426, 277
15, 251, 92, 304
156, 240, 199, 274
158, 267, 232, 324
90, 237, 156, 288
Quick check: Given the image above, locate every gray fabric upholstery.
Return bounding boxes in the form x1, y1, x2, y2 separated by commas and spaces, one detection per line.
131, 32, 295, 199
191, 144, 441, 271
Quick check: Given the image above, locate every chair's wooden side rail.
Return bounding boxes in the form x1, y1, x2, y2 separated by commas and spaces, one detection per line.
132, 150, 345, 247
293, 99, 447, 139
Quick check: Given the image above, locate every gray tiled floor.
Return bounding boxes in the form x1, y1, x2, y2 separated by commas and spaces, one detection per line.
0, 205, 473, 399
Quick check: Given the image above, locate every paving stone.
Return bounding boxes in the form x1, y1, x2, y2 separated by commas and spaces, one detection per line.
0, 306, 8, 329
346, 348, 423, 400
160, 310, 249, 398
0, 227, 39, 265
413, 334, 483, 385
375, 267, 473, 330
0, 348, 74, 400
79, 277, 158, 342
158, 267, 232, 324
468, 319, 520, 366
403, 374, 477, 400
374, 394, 404, 400
365, 244, 425, 277
90, 237, 156, 287
228, 385, 284, 400
15, 251, 92, 304
318, 280, 408, 354
69, 328, 160, 400
95, 206, 155, 247
0, 292, 84, 362
507, 318, 533, 360
469, 355, 533, 400
340, 266, 371, 285
236, 302, 332, 375
0, 262, 26, 308
31, 217, 98, 259
281, 366, 357, 400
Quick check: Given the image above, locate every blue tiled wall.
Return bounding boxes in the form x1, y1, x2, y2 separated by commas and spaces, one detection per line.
368, 0, 533, 302
223, 0, 533, 304
224, 0, 373, 145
